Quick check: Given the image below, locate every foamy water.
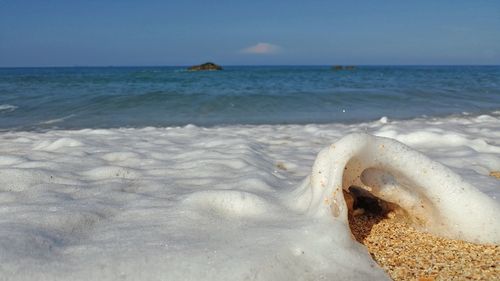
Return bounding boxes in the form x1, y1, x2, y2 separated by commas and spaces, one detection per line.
0, 114, 499, 280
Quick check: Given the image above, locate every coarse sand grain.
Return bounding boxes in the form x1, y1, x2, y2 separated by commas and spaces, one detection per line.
349, 211, 499, 281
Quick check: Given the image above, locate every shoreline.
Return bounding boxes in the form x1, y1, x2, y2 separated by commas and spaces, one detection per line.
2, 109, 500, 133
0, 112, 498, 280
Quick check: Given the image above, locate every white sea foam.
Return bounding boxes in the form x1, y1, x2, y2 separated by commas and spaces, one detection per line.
0, 104, 18, 113
38, 114, 76, 125
288, 133, 499, 244
0, 114, 499, 280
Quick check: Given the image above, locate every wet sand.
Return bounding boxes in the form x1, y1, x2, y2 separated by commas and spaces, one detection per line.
349, 212, 500, 281
490, 171, 500, 179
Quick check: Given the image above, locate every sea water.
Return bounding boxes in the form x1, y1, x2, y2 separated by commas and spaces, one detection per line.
1, 66, 499, 130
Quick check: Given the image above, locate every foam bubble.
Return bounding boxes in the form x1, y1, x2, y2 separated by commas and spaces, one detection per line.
80, 166, 142, 180
33, 138, 83, 151
0, 155, 26, 166
183, 190, 273, 218
289, 133, 500, 244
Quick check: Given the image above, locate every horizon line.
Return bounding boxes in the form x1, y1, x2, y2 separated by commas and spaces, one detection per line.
1, 64, 500, 68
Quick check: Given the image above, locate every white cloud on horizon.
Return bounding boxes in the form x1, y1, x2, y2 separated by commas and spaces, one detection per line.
240, 42, 282, 54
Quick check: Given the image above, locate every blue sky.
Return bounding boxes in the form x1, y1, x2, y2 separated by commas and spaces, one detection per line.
1, 0, 499, 66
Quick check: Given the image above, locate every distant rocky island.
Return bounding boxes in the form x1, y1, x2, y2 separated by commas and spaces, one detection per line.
187, 62, 223, 71
332, 65, 356, 71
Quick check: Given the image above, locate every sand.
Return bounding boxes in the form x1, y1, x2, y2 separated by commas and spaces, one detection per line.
349, 211, 500, 281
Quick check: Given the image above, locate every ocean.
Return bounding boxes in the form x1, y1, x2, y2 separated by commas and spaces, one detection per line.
1, 65, 499, 130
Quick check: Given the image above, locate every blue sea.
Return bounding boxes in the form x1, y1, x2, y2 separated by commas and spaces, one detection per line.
1, 66, 499, 131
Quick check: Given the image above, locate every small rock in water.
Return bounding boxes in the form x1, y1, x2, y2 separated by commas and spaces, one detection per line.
332, 65, 356, 71
187, 62, 223, 71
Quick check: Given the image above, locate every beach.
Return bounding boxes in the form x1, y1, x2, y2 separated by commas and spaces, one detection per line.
2, 0, 500, 279
1, 113, 499, 280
